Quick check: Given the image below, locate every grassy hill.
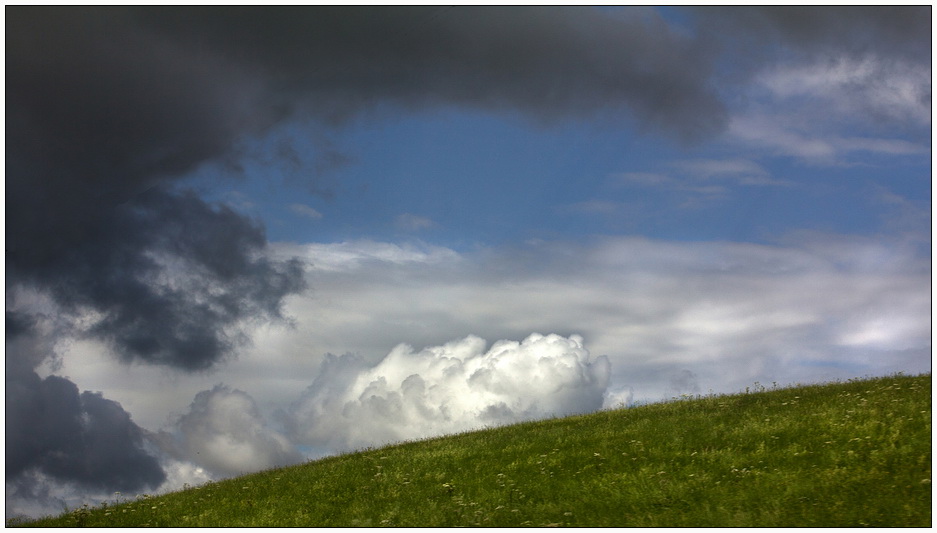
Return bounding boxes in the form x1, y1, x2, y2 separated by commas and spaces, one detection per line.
15, 373, 931, 527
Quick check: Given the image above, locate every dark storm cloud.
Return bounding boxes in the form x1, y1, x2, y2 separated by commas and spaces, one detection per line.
85, 189, 306, 370
8, 186, 306, 370
6, 375, 167, 492
136, 6, 727, 140
7, 7, 306, 370
703, 6, 931, 59
6, 317, 166, 493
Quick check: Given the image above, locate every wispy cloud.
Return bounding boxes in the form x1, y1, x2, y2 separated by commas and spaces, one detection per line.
277, 240, 460, 272
395, 213, 437, 232
289, 203, 324, 220
603, 158, 789, 213
614, 157, 789, 190
755, 56, 931, 128
724, 52, 929, 164
671, 158, 790, 186
728, 115, 930, 163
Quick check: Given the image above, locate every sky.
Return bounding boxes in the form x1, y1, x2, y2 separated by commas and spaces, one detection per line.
5, 6, 932, 518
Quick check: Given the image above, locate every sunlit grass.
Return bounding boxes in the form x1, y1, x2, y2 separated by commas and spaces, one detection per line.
15, 373, 931, 527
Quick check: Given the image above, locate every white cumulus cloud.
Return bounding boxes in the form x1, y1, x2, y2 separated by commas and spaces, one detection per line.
288, 333, 610, 451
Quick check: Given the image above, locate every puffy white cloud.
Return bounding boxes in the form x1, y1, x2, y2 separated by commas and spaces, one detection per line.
288, 333, 610, 451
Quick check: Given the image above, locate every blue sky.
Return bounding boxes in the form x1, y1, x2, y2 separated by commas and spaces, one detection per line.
6, 6, 931, 518
191, 90, 929, 248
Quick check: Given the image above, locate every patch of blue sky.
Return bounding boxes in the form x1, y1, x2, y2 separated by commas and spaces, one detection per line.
181, 103, 928, 253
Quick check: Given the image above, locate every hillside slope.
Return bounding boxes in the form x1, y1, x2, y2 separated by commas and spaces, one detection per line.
18, 374, 931, 527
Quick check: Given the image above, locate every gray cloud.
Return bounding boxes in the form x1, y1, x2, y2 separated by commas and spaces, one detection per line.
156, 385, 303, 478
700, 6, 931, 61
669, 369, 701, 396
135, 6, 727, 140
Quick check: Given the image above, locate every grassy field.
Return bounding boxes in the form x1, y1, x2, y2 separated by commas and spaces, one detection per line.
15, 373, 931, 527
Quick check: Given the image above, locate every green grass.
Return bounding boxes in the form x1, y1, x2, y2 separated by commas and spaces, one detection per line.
15, 374, 931, 527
